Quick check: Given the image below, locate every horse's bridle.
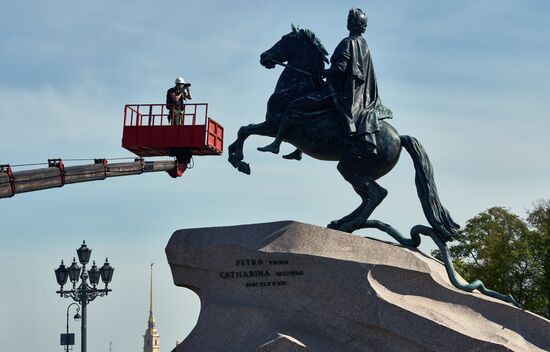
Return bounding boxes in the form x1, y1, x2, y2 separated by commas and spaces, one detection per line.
268, 58, 313, 77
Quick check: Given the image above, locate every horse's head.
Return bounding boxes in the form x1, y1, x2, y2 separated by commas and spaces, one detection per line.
260, 25, 329, 74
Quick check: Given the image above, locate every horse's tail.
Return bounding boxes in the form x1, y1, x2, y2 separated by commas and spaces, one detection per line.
400, 135, 460, 242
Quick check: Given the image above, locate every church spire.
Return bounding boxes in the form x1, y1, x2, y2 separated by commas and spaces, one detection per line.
144, 262, 160, 352
149, 262, 155, 327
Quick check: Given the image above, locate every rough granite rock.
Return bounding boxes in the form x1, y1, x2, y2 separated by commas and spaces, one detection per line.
165, 221, 550, 352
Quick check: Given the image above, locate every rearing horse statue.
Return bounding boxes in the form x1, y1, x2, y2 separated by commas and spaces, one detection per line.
228, 26, 520, 307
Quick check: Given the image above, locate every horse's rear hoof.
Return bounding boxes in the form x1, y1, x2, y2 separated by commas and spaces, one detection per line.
337, 223, 355, 233
327, 221, 340, 229
328, 220, 355, 233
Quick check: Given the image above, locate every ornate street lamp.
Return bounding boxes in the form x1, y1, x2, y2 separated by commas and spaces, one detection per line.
62, 303, 81, 352
76, 241, 92, 265
55, 260, 69, 288
100, 258, 115, 286
68, 258, 81, 284
88, 261, 101, 287
54, 241, 114, 352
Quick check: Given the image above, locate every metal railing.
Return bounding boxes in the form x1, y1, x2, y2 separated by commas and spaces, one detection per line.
123, 103, 209, 127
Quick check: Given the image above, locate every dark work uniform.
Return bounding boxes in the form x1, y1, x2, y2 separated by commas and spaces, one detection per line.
166, 87, 186, 125
166, 87, 185, 110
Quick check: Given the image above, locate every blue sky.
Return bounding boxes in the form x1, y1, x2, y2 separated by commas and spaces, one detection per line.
1, 1, 549, 351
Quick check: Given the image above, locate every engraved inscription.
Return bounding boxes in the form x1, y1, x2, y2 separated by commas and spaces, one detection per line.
219, 258, 304, 288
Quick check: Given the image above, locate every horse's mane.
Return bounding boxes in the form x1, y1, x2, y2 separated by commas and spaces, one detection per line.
291, 24, 329, 63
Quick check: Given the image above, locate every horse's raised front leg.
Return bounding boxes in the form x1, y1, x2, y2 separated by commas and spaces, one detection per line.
328, 157, 388, 233
228, 121, 276, 175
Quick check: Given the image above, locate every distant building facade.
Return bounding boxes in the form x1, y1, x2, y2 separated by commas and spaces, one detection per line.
143, 263, 160, 352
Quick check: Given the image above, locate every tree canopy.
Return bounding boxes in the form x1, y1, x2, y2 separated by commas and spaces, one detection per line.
433, 200, 550, 318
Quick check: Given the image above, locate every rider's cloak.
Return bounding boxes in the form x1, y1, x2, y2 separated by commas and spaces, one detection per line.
327, 34, 391, 146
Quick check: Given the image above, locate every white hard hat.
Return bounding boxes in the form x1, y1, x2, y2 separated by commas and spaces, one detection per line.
175, 77, 185, 84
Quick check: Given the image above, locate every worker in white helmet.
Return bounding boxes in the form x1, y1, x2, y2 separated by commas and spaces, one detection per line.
166, 77, 192, 125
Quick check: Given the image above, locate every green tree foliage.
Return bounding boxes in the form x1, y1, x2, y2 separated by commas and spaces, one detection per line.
526, 199, 550, 317
432, 203, 550, 318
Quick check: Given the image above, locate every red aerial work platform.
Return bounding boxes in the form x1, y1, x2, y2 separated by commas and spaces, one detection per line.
122, 103, 223, 158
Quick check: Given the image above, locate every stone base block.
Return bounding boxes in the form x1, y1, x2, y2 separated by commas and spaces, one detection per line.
166, 221, 550, 352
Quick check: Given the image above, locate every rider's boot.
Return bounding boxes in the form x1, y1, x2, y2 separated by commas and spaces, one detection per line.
282, 148, 302, 160
363, 136, 378, 155
257, 139, 282, 154
258, 116, 290, 154
365, 143, 377, 155
355, 132, 378, 155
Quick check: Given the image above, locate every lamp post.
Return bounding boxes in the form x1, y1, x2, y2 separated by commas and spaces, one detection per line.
55, 241, 114, 352
64, 303, 81, 351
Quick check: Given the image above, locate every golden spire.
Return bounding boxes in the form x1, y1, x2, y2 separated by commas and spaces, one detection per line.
148, 263, 156, 327
144, 262, 159, 352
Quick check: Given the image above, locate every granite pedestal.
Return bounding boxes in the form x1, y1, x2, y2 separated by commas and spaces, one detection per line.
166, 221, 550, 352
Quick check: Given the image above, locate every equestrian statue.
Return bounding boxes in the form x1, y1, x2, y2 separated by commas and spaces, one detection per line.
227, 8, 520, 307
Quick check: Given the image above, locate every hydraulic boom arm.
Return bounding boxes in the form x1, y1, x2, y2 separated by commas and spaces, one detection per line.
0, 158, 181, 199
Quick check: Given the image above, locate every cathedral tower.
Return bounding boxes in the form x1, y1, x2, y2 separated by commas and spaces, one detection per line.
143, 263, 160, 352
